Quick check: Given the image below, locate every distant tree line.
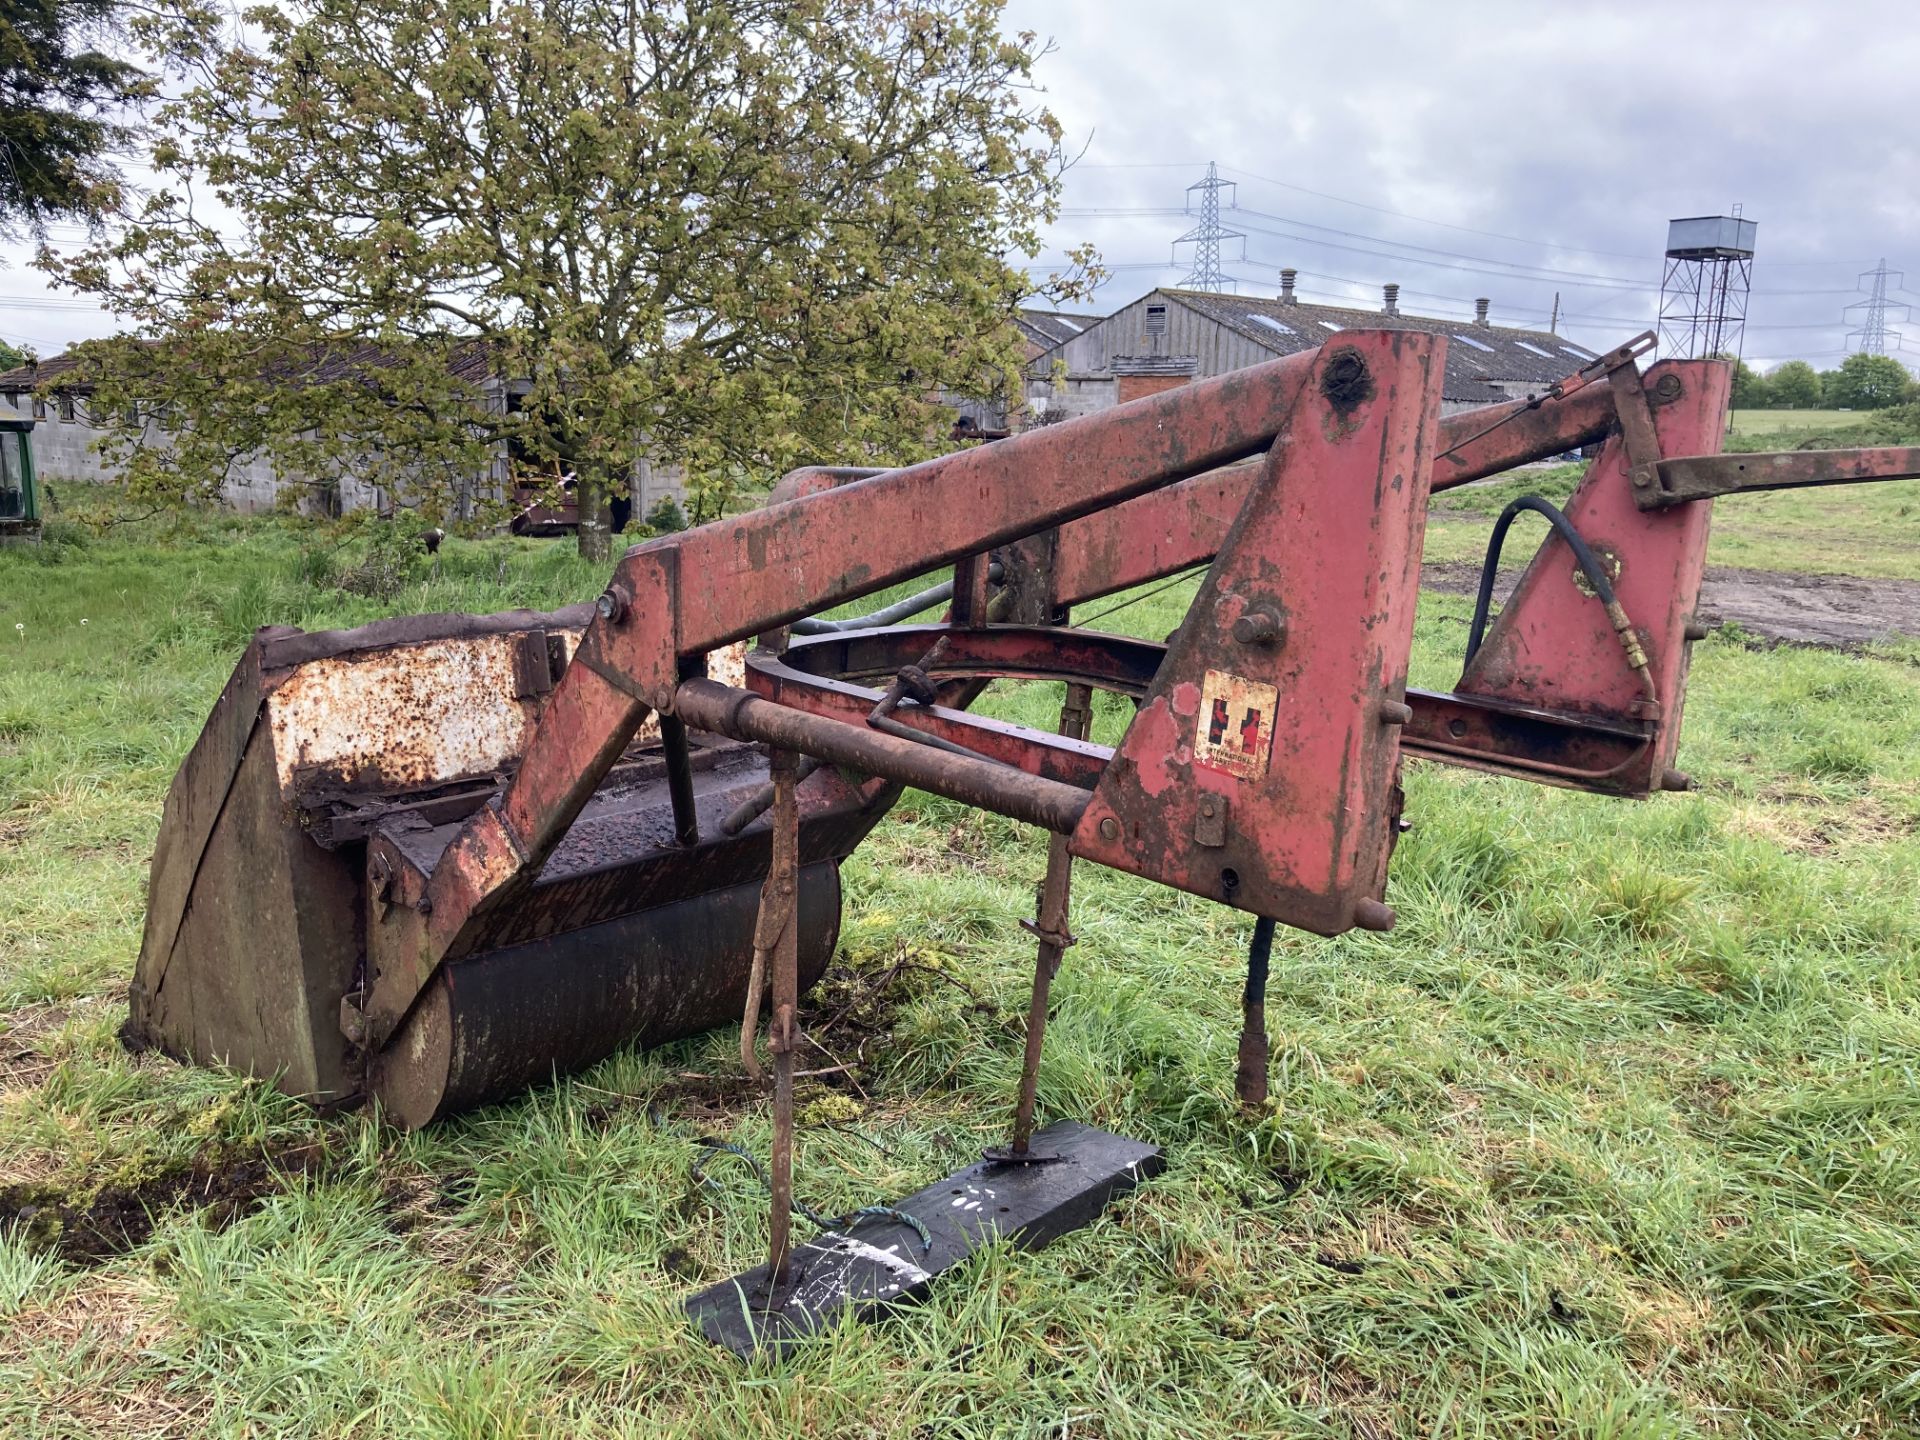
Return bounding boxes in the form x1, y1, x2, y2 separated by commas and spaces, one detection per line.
1727, 352, 1917, 411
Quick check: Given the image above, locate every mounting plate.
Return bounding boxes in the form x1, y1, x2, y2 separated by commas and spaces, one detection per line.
685, 1120, 1164, 1359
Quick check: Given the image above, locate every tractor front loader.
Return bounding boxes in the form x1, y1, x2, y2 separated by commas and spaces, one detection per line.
127, 328, 1920, 1353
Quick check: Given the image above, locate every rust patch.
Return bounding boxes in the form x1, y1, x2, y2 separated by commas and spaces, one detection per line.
266, 629, 577, 795
265, 624, 748, 800
1320, 347, 1374, 417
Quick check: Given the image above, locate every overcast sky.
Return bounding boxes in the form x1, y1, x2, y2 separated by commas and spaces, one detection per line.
1002, 0, 1920, 368
4, 0, 1916, 369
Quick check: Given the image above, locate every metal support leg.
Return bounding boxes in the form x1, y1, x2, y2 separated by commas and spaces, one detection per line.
763, 749, 801, 1285
1236, 917, 1275, 1109
952, 552, 993, 627
660, 713, 699, 847
996, 683, 1093, 1162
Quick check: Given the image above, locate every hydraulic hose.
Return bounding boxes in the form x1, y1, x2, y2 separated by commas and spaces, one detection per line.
1464, 495, 1656, 704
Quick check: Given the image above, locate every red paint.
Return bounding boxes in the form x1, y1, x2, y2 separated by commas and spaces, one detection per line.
1455, 359, 1729, 794
1070, 332, 1444, 934
364, 338, 1740, 1047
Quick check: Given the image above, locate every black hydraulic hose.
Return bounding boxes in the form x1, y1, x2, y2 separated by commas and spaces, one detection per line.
1235, 916, 1276, 1108
1465, 495, 1620, 665
789, 580, 955, 635
788, 563, 1003, 635
1244, 917, 1275, 1010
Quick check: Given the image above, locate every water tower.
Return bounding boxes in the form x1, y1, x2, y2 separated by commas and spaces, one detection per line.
1657, 214, 1757, 359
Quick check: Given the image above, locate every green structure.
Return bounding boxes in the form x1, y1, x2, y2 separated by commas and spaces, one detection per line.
0, 417, 39, 545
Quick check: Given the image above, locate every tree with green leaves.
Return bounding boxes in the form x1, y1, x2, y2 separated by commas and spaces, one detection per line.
46, 0, 1095, 558
1765, 359, 1821, 409
0, 0, 145, 236
1724, 354, 1768, 410
1823, 351, 1913, 411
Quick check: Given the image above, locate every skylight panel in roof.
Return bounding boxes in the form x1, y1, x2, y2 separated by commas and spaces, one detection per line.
1317, 320, 1343, 331
1560, 344, 1596, 359
1055, 317, 1085, 332
1452, 333, 1495, 353
1246, 314, 1294, 338
1514, 341, 1555, 358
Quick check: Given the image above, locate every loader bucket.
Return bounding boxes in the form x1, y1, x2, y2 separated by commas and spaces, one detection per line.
127, 606, 894, 1126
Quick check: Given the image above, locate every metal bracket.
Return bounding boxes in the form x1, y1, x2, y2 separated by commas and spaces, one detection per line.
1069, 333, 1442, 935
1551, 330, 1657, 406
1610, 359, 1665, 497
1194, 792, 1228, 848
1637, 445, 1920, 510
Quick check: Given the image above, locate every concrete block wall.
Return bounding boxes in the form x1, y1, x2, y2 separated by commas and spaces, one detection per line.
0, 390, 687, 521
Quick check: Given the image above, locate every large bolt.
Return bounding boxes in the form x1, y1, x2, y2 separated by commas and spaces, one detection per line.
1683, 616, 1713, 642
596, 583, 632, 624
1660, 768, 1695, 792
1231, 609, 1284, 647
1378, 700, 1413, 726
1098, 816, 1121, 842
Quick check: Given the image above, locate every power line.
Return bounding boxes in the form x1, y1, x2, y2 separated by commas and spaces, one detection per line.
1172, 163, 1243, 292
1076, 160, 1873, 270
1062, 204, 1659, 290
1229, 207, 1652, 285
1215, 164, 1656, 262
0, 299, 108, 312
1220, 212, 1654, 292
1030, 253, 1864, 346
1062, 204, 1879, 298
1845, 259, 1907, 355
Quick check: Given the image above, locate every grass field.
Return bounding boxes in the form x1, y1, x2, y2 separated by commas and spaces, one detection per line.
1728, 410, 1855, 437
2, 500, 1919, 1438
1424, 461, 1920, 580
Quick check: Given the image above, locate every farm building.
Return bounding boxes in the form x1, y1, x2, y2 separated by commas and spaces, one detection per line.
1015, 309, 1097, 359
1024, 279, 1603, 424
947, 308, 1105, 436
5, 311, 1085, 513
0, 345, 688, 523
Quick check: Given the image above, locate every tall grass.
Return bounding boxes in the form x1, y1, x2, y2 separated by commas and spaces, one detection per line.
1, 501, 1917, 1436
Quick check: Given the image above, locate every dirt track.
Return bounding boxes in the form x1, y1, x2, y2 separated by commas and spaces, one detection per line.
1423, 563, 1920, 649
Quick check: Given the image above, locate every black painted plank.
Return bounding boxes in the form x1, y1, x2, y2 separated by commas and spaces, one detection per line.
686, 1120, 1164, 1358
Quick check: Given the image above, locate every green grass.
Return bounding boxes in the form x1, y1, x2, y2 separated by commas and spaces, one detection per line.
1729, 409, 1854, 436
3, 498, 1919, 1437
1425, 457, 1920, 579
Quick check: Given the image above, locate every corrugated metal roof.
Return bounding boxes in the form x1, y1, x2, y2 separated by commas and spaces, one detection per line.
0, 350, 88, 389
0, 339, 502, 393
1157, 288, 1602, 402
1016, 309, 1097, 355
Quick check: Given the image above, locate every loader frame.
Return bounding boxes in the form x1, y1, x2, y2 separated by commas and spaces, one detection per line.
134, 317, 1920, 1356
